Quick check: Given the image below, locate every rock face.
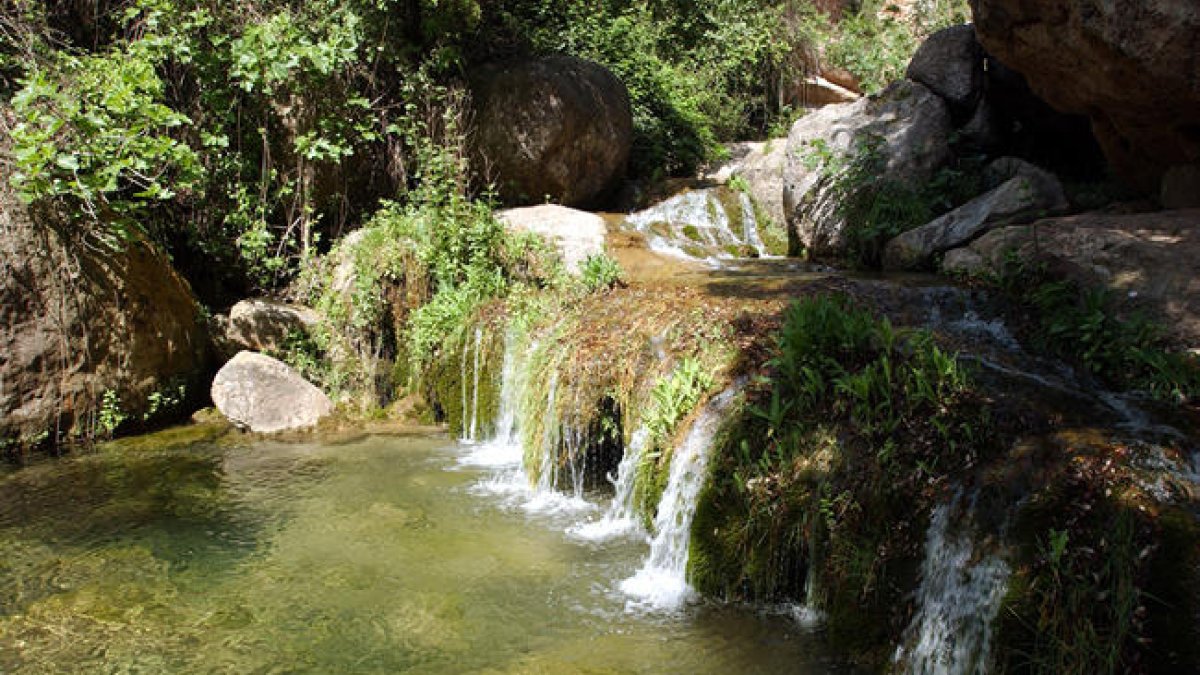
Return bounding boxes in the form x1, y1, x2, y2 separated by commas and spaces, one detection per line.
783, 79, 954, 258
882, 158, 1067, 270
905, 24, 984, 116
497, 205, 608, 274
970, 0, 1200, 192
705, 141, 788, 230
215, 299, 321, 361
211, 351, 333, 433
472, 56, 633, 209
946, 209, 1200, 346
0, 192, 209, 448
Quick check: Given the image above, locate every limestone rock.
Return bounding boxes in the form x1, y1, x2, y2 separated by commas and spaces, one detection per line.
704, 141, 788, 230
783, 80, 954, 258
906, 24, 984, 115
211, 351, 333, 433
960, 209, 1200, 346
496, 205, 608, 274
0, 190, 209, 447
883, 158, 1067, 270
220, 299, 321, 360
970, 0, 1200, 191
471, 56, 632, 208
788, 76, 862, 108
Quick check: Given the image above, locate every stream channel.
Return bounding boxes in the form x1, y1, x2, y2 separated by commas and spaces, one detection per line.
0, 430, 858, 673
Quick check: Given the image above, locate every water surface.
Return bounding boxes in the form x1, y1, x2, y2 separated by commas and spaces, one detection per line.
0, 432, 847, 673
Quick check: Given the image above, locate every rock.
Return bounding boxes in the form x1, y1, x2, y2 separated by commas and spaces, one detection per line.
704, 140, 788, 230
783, 79, 954, 258
1162, 165, 1200, 210
0, 190, 209, 448
906, 24, 984, 115
496, 205, 608, 274
961, 209, 1200, 346
621, 187, 766, 261
471, 56, 633, 209
941, 247, 986, 276
221, 299, 321, 359
970, 0, 1200, 192
883, 158, 1067, 270
211, 351, 333, 433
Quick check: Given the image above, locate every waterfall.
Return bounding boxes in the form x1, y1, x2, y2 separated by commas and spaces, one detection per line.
620, 383, 742, 611
570, 426, 650, 542
460, 332, 471, 442
894, 500, 1010, 675
460, 330, 525, 468
737, 192, 768, 258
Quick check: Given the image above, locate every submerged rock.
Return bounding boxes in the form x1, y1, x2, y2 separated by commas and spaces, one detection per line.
971, 0, 1200, 192
0, 189, 208, 448
782, 79, 953, 259
211, 351, 333, 433
883, 158, 1067, 270
471, 56, 632, 208
497, 205, 607, 274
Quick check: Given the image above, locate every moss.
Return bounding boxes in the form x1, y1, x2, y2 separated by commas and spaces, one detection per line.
681, 224, 703, 242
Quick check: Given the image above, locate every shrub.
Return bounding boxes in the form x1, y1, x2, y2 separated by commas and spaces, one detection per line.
579, 251, 624, 292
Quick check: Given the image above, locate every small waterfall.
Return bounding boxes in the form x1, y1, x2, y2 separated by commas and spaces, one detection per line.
737, 192, 768, 258
623, 188, 765, 263
570, 426, 650, 542
460, 332, 471, 441
620, 383, 742, 611
894, 500, 1010, 675
460, 330, 526, 468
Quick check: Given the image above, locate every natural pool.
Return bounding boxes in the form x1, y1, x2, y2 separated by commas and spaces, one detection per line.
0, 431, 852, 673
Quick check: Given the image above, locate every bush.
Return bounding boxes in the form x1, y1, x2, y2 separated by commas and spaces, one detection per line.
579, 251, 624, 292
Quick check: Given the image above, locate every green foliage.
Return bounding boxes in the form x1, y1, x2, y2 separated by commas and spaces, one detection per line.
97, 390, 127, 439
995, 256, 1200, 401
634, 357, 716, 525
143, 380, 189, 423
10, 46, 200, 246
579, 251, 624, 293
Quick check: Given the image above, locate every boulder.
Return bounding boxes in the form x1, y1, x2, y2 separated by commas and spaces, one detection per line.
952, 209, 1200, 346
471, 56, 633, 209
0, 191, 208, 448
1162, 165, 1200, 210
882, 158, 1067, 270
219, 299, 321, 360
970, 0, 1200, 192
906, 24, 984, 116
622, 187, 766, 261
211, 351, 333, 433
496, 205, 608, 274
782, 79, 954, 258
704, 140, 788, 230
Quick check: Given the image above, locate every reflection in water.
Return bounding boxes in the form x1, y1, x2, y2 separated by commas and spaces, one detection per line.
0, 434, 851, 673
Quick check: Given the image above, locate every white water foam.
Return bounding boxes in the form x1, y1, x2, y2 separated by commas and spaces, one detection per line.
894, 501, 1010, 675
620, 384, 743, 612
569, 427, 651, 543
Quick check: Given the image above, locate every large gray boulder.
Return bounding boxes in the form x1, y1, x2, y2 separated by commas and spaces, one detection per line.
783, 80, 954, 259
215, 299, 321, 361
882, 158, 1067, 270
471, 56, 632, 208
906, 24, 984, 115
497, 205, 608, 274
1, 186, 208, 449
211, 351, 333, 433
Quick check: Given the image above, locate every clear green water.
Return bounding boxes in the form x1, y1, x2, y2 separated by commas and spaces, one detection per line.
0, 432, 849, 674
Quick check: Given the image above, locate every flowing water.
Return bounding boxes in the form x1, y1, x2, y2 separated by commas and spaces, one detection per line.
0, 433, 851, 674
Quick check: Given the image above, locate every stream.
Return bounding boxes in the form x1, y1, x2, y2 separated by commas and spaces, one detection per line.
0, 432, 855, 673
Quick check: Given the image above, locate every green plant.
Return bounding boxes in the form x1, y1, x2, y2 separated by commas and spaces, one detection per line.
579, 251, 624, 292
97, 389, 127, 438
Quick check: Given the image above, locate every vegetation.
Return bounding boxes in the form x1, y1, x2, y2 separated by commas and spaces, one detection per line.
691, 295, 994, 655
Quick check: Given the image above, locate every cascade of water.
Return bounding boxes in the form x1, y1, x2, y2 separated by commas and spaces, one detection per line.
460, 330, 526, 468
469, 327, 482, 441
459, 332, 471, 442
620, 383, 743, 611
894, 499, 1010, 675
570, 427, 651, 542
738, 192, 769, 258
